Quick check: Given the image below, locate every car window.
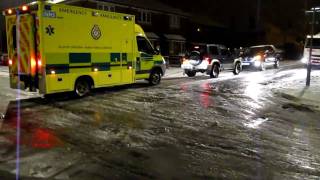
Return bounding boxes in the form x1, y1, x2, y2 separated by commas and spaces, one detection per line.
221, 49, 230, 56
137, 36, 155, 55
306, 38, 320, 48
267, 46, 274, 52
209, 46, 219, 55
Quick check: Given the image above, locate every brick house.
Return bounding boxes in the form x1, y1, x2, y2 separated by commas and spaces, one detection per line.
0, 0, 228, 64
62, 0, 191, 64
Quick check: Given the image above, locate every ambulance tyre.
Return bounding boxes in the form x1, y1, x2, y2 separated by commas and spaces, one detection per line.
149, 69, 161, 85
74, 76, 92, 97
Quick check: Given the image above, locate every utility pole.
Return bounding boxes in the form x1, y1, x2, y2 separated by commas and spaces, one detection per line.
306, 8, 316, 86
256, 0, 261, 30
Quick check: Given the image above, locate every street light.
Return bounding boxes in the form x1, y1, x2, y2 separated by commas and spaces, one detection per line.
305, 7, 320, 86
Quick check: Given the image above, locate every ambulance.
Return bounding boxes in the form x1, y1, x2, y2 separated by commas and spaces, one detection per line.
301, 33, 320, 66
3, 1, 166, 97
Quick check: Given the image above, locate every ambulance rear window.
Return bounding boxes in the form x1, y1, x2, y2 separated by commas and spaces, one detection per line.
306, 38, 320, 48
12, 25, 17, 49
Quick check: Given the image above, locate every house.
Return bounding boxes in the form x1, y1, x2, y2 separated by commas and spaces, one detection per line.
0, 0, 229, 65
62, 0, 191, 64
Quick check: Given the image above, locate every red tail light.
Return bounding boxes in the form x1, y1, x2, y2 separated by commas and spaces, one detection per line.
8, 59, 13, 66
8, 9, 13, 15
204, 56, 212, 64
22, 5, 29, 11
37, 59, 42, 68
182, 57, 189, 64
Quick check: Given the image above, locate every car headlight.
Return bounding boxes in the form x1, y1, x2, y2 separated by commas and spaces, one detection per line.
301, 57, 308, 64
253, 55, 262, 61
162, 57, 166, 64
254, 61, 261, 67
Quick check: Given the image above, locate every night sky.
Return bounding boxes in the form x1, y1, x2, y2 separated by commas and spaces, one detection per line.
161, 0, 320, 36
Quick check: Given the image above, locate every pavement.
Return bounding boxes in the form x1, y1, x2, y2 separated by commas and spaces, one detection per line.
279, 72, 320, 112
0, 60, 320, 179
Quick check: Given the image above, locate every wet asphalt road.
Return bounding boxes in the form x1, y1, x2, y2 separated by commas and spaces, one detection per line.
0, 62, 320, 179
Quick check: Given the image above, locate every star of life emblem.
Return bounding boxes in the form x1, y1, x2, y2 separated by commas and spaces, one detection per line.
91, 25, 101, 40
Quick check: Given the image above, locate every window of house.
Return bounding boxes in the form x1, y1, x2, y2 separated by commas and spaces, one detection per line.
97, 4, 115, 12
170, 15, 180, 29
138, 11, 152, 24
169, 41, 185, 55
137, 36, 155, 55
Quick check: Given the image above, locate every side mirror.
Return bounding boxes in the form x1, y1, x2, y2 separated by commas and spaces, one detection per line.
154, 45, 161, 55
153, 49, 160, 55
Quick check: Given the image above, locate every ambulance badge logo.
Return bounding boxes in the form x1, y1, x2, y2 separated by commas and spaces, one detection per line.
91, 25, 101, 40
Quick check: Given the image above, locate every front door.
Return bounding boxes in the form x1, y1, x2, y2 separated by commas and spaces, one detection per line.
135, 36, 155, 79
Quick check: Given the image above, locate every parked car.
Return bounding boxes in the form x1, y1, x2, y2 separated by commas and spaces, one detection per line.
0, 53, 9, 66
181, 44, 242, 78
241, 45, 281, 71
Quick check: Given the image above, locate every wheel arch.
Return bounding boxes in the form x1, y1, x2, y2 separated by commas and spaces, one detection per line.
150, 66, 163, 76
75, 75, 95, 89
211, 60, 221, 69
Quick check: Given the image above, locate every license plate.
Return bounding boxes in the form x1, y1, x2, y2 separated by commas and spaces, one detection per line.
242, 62, 250, 65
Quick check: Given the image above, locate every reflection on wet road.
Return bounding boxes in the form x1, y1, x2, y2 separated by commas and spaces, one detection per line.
0, 63, 320, 179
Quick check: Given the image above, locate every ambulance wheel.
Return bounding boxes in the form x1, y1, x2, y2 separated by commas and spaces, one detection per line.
149, 70, 161, 85
74, 78, 91, 97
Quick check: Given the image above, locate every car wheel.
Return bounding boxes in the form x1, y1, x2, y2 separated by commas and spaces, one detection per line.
233, 62, 241, 75
274, 60, 280, 69
149, 70, 161, 85
210, 64, 220, 78
74, 79, 91, 97
260, 62, 266, 71
186, 71, 196, 77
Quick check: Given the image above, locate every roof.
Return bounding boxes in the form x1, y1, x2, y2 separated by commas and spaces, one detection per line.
66, 0, 190, 17
164, 34, 186, 42
250, 45, 274, 48
145, 32, 159, 40
190, 14, 226, 28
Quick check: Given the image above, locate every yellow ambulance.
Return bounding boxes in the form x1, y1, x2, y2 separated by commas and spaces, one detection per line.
3, 1, 166, 97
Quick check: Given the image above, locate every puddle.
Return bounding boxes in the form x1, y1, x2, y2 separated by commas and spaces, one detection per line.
1, 115, 64, 149
199, 83, 215, 108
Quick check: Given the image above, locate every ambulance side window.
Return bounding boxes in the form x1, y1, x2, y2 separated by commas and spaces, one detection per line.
137, 36, 155, 55
12, 26, 17, 50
